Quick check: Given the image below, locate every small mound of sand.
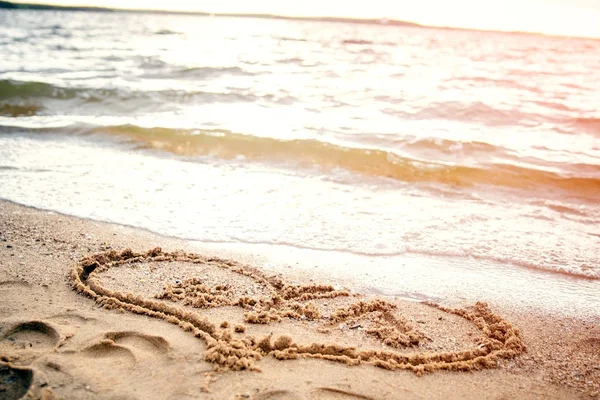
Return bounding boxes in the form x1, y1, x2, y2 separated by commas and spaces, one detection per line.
330, 300, 423, 348
157, 278, 233, 308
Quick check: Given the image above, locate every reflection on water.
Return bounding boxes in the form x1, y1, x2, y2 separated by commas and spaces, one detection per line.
0, 10, 599, 311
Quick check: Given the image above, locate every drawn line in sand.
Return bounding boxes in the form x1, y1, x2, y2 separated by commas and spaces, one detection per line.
70, 248, 526, 374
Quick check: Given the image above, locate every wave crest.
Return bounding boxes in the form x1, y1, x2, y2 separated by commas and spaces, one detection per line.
0, 80, 292, 107
172, 66, 253, 78
8, 123, 597, 199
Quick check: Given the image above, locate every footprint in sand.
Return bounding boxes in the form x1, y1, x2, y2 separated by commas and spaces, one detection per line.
0, 363, 33, 400
1, 321, 60, 350
83, 341, 137, 367
103, 331, 170, 356
82, 331, 171, 367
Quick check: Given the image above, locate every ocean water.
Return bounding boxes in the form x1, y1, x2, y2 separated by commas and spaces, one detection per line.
1, 10, 599, 314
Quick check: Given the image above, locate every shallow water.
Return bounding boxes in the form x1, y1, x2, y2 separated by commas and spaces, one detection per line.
0, 10, 599, 313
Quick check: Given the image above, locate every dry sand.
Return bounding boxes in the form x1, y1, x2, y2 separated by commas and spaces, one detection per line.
0, 200, 598, 400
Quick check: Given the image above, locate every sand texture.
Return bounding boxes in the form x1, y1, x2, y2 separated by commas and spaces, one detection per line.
1, 200, 599, 399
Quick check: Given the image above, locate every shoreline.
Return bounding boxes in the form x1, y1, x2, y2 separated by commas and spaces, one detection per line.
1, 199, 599, 399
1, 197, 598, 319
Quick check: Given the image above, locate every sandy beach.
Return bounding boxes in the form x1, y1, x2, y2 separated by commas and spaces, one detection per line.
2, 3, 600, 399
0, 199, 598, 399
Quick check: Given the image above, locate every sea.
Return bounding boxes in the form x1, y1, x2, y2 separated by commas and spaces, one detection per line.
1, 9, 599, 316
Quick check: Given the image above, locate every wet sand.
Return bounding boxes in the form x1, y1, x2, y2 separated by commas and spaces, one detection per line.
0, 200, 598, 399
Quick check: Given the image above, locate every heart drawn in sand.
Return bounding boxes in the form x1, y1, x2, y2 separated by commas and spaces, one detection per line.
70, 248, 526, 374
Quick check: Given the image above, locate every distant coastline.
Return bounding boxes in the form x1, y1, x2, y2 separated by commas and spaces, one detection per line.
0, 0, 421, 27
0, 0, 597, 41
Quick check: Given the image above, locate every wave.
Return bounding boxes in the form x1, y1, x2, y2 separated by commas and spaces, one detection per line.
0, 79, 292, 106
171, 66, 254, 78
141, 65, 256, 79
452, 76, 544, 95
276, 57, 305, 65
532, 100, 573, 113
572, 116, 600, 136
153, 29, 181, 35
398, 136, 498, 154
530, 200, 590, 217
5, 123, 599, 199
0, 103, 43, 117
382, 100, 538, 126
0, 79, 117, 101
340, 39, 395, 46
0, 79, 74, 100
274, 36, 307, 42
342, 39, 374, 45
138, 57, 169, 69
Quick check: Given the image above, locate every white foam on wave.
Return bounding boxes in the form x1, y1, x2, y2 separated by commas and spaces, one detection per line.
1, 133, 599, 283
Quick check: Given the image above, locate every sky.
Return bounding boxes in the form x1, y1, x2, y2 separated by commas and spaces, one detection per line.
13, 0, 600, 38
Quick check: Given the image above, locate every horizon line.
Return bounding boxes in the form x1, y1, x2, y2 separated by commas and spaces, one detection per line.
2, 0, 599, 41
